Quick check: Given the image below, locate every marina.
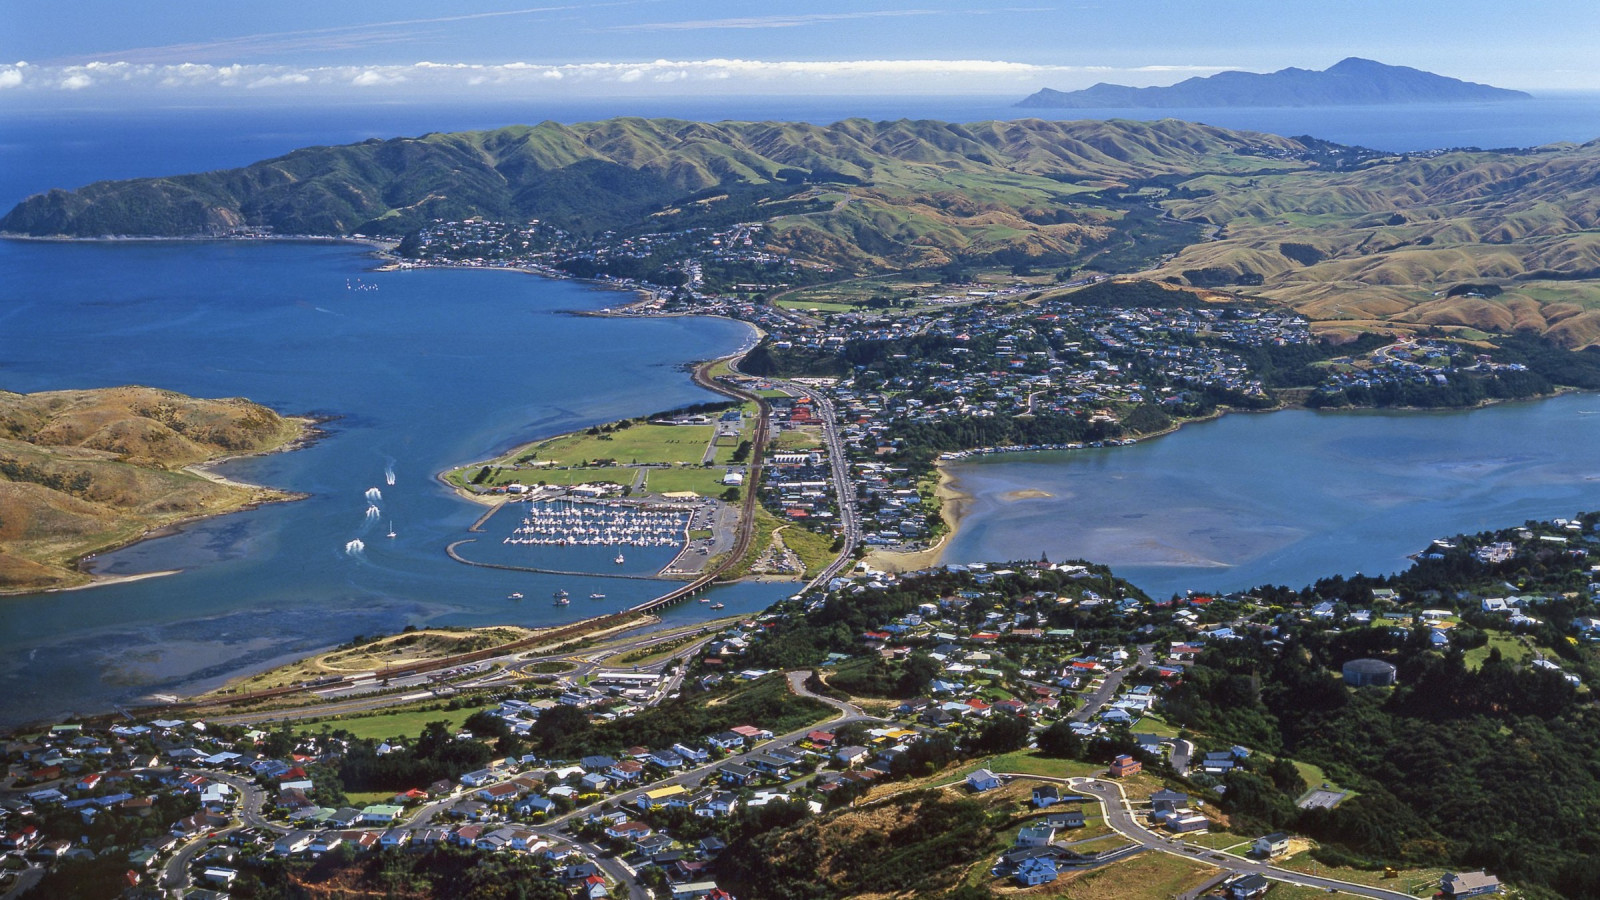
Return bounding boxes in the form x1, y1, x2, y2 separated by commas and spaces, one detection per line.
503, 498, 696, 549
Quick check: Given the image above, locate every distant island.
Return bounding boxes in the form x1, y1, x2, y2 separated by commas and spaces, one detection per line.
1016, 57, 1532, 108
0, 386, 310, 593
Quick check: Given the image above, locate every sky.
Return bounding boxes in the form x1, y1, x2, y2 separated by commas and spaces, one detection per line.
2, 0, 1598, 105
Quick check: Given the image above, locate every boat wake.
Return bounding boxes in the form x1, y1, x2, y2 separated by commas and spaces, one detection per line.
365, 487, 383, 504
384, 463, 396, 486
345, 539, 365, 555
365, 503, 381, 520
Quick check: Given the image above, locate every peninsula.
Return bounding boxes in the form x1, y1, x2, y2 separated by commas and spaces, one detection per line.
1016, 57, 1532, 108
7, 115, 1600, 350
0, 385, 311, 593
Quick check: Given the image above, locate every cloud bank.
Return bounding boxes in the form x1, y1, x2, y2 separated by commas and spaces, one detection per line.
0, 58, 1231, 101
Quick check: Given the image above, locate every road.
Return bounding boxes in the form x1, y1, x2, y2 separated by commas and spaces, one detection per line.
1060, 776, 1414, 900
156, 769, 285, 890
1072, 644, 1154, 723
746, 370, 861, 589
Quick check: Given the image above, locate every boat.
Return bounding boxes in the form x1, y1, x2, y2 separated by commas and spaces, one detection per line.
614, 552, 626, 565
508, 592, 523, 600
590, 592, 606, 600
387, 521, 397, 539
699, 597, 710, 603
553, 589, 570, 606
709, 602, 725, 610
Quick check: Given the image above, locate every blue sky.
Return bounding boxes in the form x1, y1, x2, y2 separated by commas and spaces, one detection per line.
3, 0, 1597, 102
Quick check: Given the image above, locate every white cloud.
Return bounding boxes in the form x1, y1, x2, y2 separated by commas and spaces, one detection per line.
351, 69, 405, 87
0, 58, 1238, 100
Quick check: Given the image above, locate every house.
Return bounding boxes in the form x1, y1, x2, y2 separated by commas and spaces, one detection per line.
1014, 856, 1058, 887
748, 753, 792, 776
1045, 810, 1085, 829
1015, 824, 1056, 848
966, 769, 1001, 792
693, 791, 739, 818
708, 732, 746, 752
719, 763, 757, 786
1440, 871, 1503, 898
580, 773, 610, 793
835, 746, 869, 767
272, 832, 314, 857
515, 795, 557, 817
359, 804, 405, 825
608, 760, 646, 782
604, 820, 653, 842
1252, 832, 1291, 858
1031, 784, 1061, 808
1228, 873, 1271, 899
1109, 755, 1141, 778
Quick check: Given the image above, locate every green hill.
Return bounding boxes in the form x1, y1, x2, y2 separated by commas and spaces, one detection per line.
12, 116, 1600, 345
0, 117, 1311, 272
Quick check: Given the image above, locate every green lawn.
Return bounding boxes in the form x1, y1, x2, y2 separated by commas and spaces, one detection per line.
1133, 713, 1181, 738
644, 466, 731, 497
531, 423, 713, 467
308, 701, 499, 742
774, 428, 824, 450
1464, 631, 1533, 670
1279, 853, 1445, 893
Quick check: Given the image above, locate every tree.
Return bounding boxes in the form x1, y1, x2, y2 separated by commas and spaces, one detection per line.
1035, 720, 1083, 759
967, 713, 1029, 756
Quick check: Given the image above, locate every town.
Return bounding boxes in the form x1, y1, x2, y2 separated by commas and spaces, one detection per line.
9, 510, 1598, 899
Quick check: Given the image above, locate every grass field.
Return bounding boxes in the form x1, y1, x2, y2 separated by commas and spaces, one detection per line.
773, 427, 824, 450
1464, 631, 1534, 670
308, 700, 500, 742
1029, 850, 1213, 900
643, 465, 730, 497
1279, 852, 1445, 893
530, 422, 713, 467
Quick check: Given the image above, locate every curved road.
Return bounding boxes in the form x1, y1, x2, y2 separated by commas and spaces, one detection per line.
993, 771, 1414, 900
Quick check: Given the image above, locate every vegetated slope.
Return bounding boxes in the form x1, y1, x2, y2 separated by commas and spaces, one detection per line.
0, 386, 304, 592
0, 117, 1312, 270
1146, 141, 1600, 347
1017, 57, 1532, 108
717, 789, 992, 900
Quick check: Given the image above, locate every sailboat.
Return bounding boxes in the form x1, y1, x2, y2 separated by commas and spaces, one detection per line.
386, 521, 397, 539
553, 589, 570, 606
590, 592, 606, 600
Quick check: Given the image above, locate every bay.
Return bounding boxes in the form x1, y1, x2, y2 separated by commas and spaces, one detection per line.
0, 239, 791, 727
941, 398, 1600, 599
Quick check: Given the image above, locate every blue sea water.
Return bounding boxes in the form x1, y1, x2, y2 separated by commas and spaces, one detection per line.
0, 239, 791, 726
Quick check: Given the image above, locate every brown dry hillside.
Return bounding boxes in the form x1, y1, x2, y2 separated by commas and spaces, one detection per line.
1149, 141, 1600, 347
0, 386, 307, 593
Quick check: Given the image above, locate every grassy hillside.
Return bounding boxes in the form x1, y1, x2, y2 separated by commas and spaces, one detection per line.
0, 386, 306, 593
14, 117, 1600, 344
1148, 142, 1600, 347
0, 117, 1310, 273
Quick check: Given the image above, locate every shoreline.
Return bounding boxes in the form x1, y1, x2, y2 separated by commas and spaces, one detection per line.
857, 385, 1592, 575
1, 414, 326, 598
